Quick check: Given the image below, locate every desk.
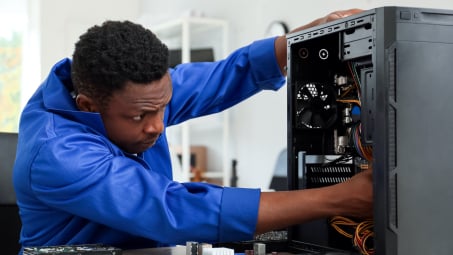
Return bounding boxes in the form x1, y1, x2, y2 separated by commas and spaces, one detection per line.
122, 245, 353, 255
124, 246, 186, 255
123, 246, 296, 255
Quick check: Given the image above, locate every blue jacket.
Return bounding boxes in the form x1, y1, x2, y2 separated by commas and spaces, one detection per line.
13, 37, 285, 250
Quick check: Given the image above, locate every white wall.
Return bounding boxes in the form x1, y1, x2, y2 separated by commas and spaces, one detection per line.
38, 0, 453, 189
138, 0, 453, 188
38, 0, 142, 79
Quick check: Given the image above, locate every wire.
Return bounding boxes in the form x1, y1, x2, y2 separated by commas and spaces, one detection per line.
336, 81, 361, 107
350, 122, 373, 161
353, 220, 375, 255
330, 216, 374, 255
337, 99, 361, 106
323, 154, 353, 166
329, 216, 356, 239
348, 62, 362, 99
339, 84, 355, 98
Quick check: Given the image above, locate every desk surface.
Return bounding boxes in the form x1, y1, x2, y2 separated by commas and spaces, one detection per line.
122, 246, 353, 255
123, 246, 295, 255
124, 246, 186, 255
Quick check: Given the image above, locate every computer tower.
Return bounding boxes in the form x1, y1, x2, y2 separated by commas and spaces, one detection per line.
287, 6, 453, 255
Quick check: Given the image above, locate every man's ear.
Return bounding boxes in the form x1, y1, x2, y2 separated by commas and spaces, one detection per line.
76, 93, 99, 113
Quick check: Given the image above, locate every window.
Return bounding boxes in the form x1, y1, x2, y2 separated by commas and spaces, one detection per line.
0, 0, 34, 133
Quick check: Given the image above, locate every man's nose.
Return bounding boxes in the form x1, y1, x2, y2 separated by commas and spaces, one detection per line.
143, 115, 164, 134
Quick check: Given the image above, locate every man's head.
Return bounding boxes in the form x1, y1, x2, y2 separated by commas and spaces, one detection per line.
71, 20, 172, 154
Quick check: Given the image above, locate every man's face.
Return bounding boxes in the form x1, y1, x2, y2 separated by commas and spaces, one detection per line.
100, 73, 172, 154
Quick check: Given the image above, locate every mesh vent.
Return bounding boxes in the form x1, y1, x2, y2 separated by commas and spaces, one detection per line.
388, 47, 396, 102
388, 48, 397, 229
388, 106, 397, 169
306, 164, 355, 188
389, 172, 398, 229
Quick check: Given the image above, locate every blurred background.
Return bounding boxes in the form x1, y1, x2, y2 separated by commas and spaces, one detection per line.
1, 0, 452, 189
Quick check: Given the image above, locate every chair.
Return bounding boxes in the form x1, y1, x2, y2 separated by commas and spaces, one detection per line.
269, 148, 304, 191
269, 148, 289, 191
0, 132, 21, 255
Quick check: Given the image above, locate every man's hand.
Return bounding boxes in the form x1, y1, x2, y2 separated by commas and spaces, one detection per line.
275, 9, 363, 75
289, 9, 363, 34
255, 169, 373, 235
330, 169, 373, 219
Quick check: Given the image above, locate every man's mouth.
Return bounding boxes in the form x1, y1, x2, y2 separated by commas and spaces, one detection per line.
143, 139, 155, 146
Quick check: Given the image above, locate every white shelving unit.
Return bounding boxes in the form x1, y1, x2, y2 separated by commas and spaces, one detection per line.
150, 17, 230, 186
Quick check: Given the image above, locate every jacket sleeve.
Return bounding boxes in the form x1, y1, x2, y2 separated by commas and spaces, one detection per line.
166, 37, 286, 126
30, 133, 261, 244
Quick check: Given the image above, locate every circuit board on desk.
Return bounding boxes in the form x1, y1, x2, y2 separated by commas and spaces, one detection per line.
23, 244, 122, 255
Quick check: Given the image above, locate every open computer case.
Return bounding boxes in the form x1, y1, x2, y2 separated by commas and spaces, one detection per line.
286, 5, 453, 255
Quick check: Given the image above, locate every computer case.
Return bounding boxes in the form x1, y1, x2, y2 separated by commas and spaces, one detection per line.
287, 6, 453, 255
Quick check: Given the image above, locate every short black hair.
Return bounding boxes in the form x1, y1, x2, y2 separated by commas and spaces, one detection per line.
71, 20, 169, 107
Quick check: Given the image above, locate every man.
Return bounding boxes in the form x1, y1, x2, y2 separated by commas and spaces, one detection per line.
13, 9, 371, 251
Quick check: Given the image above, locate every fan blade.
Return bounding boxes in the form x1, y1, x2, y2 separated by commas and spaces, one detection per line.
300, 110, 313, 126
296, 82, 338, 129
312, 113, 326, 128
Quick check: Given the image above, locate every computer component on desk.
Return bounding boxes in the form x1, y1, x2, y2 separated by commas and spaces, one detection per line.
23, 244, 122, 255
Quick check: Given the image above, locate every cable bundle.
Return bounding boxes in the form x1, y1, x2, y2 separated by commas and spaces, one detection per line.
350, 123, 373, 161
330, 216, 374, 255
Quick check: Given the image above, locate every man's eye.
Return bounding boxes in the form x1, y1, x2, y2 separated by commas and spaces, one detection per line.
132, 115, 143, 121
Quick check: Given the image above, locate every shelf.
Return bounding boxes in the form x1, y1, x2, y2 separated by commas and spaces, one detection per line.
151, 17, 230, 186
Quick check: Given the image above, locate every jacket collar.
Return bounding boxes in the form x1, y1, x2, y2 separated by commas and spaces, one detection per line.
42, 58, 107, 136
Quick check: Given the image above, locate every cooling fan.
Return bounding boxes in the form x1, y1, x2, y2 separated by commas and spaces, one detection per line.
295, 82, 338, 129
